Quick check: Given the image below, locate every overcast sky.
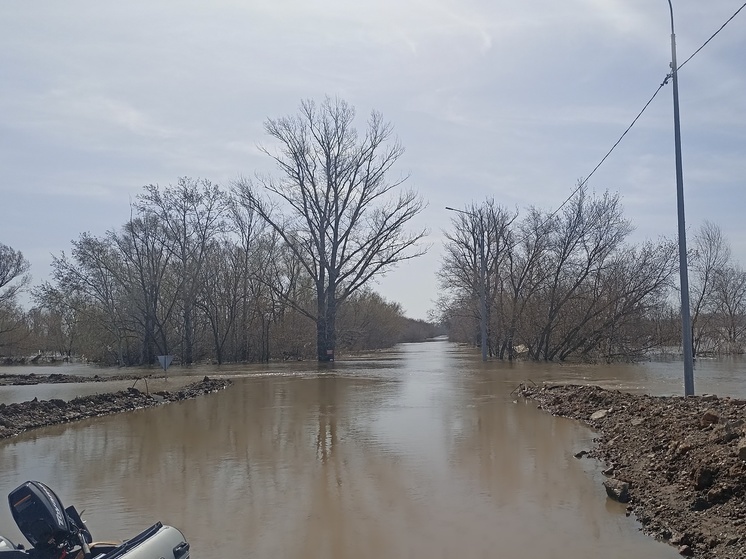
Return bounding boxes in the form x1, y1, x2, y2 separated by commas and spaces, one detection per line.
2, 0, 745, 320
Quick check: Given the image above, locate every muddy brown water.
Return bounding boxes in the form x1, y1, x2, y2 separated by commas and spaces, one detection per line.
2, 341, 744, 558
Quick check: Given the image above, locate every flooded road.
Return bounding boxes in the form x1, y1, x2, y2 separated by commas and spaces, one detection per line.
3, 340, 743, 557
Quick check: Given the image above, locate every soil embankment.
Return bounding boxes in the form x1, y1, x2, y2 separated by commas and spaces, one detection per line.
0, 376, 231, 439
0, 373, 142, 386
518, 383, 746, 558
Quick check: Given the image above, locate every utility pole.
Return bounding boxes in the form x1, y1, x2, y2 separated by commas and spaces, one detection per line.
667, 0, 695, 396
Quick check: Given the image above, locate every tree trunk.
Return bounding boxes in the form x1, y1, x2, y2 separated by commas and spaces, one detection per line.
184, 302, 193, 364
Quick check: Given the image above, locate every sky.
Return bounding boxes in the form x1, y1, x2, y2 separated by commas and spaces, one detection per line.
1, 0, 745, 320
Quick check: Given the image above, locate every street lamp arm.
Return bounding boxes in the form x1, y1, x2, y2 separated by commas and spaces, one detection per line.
445, 206, 474, 218
667, 0, 676, 34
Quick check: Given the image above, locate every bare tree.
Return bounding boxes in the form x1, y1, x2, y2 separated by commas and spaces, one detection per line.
237, 97, 427, 361
137, 178, 227, 364
539, 190, 632, 360
112, 214, 177, 365
502, 208, 552, 359
689, 221, 731, 355
336, 289, 407, 350
0, 243, 30, 306
712, 265, 746, 353
560, 240, 677, 360
226, 190, 289, 362
29, 286, 84, 358
439, 209, 486, 349
0, 243, 31, 349
47, 233, 130, 364
437, 188, 679, 362
440, 200, 516, 356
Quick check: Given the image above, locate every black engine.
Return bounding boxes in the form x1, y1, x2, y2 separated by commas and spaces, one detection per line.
8, 481, 92, 558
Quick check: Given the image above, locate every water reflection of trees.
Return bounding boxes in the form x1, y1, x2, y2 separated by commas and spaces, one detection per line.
38, 375, 419, 557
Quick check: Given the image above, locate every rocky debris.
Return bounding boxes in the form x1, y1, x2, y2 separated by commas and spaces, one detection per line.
518, 383, 746, 559
603, 478, 630, 503
737, 439, 746, 462
700, 410, 721, 427
0, 373, 144, 386
2, 355, 71, 366
590, 409, 609, 421
0, 377, 232, 439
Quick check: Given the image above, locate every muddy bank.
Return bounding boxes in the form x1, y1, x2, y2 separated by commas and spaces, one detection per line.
518, 383, 746, 558
0, 377, 232, 440
0, 373, 143, 386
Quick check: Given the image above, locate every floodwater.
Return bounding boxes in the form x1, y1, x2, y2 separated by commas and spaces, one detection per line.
1, 341, 744, 558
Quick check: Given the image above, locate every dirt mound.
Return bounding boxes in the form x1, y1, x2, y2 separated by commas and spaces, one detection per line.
0, 377, 232, 439
0, 373, 144, 386
518, 383, 746, 558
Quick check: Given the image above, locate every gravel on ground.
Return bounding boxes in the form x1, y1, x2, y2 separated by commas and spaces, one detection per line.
0, 376, 232, 439
518, 383, 746, 558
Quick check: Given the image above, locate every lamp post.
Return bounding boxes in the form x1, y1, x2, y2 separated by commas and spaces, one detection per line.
667, 0, 695, 396
446, 206, 488, 361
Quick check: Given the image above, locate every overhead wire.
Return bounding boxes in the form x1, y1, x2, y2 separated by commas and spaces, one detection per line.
447, 2, 746, 258
543, 1, 746, 222
678, 1, 746, 71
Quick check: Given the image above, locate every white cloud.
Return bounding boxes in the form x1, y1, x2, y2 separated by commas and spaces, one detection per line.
1, 0, 745, 319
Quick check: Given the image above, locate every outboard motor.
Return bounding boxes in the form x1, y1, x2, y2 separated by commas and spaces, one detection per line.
4, 481, 189, 559
7, 481, 92, 559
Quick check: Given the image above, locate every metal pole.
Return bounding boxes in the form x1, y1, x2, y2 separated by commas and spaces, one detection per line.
668, 0, 695, 396
478, 221, 488, 362
446, 206, 488, 361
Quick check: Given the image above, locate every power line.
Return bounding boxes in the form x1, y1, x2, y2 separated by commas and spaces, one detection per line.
545, 81, 667, 222
545, 1, 746, 222
447, 3, 746, 257
678, 1, 746, 71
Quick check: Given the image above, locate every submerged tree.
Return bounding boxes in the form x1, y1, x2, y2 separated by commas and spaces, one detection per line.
137, 178, 227, 364
438, 188, 677, 361
0, 243, 30, 306
237, 97, 427, 361
689, 221, 731, 355
0, 243, 31, 351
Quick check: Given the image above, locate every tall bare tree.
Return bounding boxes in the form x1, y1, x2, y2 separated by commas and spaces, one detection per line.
689, 221, 731, 355
137, 178, 227, 364
0, 243, 30, 306
112, 214, 176, 365
532, 188, 632, 360
712, 265, 746, 353
0, 243, 31, 349
237, 97, 427, 361
47, 233, 130, 364
440, 200, 516, 356
438, 188, 677, 361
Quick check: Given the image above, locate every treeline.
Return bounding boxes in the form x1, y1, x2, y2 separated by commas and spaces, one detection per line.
2, 98, 437, 365
437, 188, 746, 361
0, 179, 438, 366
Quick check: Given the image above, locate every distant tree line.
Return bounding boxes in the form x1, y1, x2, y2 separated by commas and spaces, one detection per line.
0, 98, 436, 365
437, 188, 746, 361
5, 97, 742, 365
0, 179, 435, 365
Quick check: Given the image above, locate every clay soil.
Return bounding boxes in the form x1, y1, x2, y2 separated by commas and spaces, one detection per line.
0, 376, 232, 439
518, 383, 746, 558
